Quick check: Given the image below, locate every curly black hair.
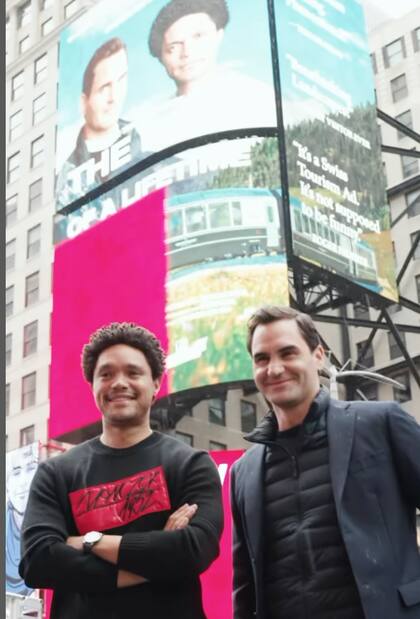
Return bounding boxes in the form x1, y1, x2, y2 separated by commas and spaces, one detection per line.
81, 322, 165, 383
148, 0, 229, 59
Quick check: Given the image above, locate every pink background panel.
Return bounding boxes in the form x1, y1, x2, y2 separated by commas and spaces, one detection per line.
201, 449, 244, 619
50, 189, 168, 439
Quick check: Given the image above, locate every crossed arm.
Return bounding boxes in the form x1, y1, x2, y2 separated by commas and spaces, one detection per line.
19, 453, 223, 593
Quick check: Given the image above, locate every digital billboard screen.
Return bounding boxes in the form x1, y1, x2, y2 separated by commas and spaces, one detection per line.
50, 186, 288, 438
275, 0, 398, 301
56, 0, 276, 211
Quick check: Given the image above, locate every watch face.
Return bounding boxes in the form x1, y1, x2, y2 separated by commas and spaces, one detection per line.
84, 531, 101, 544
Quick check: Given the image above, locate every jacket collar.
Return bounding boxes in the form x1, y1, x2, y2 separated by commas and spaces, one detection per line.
244, 387, 330, 445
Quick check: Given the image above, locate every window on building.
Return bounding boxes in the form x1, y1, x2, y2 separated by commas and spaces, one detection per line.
392, 371, 411, 403
20, 424, 35, 446
412, 27, 420, 52
33, 93, 47, 125
7, 152, 20, 184
356, 340, 374, 368
27, 224, 41, 259
401, 153, 419, 178
12, 72, 24, 101
6, 384, 10, 416
353, 302, 370, 321
209, 440, 227, 451
34, 54, 48, 84
41, 0, 54, 9
18, 1, 32, 27
356, 381, 378, 401
6, 239, 16, 271
19, 35, 30, 54
406, 189, 420, 218
388, 331, 406, 360
6, 286, 14, 318
6, 334, 12, 366
64, 0, 78, 18
175, 431, 193, 446
208, 398, 226, 426
416, 274, 420, 303
9, 110, 23, 142
411, 232, 420, 259
31, 135, 44, 168
396, 109, 413, 140
42, 17, 54, 36
370, 52, 377, 74
29, 179, 42, 212
240, 400, 257, 433
25, 271, 40, 306
387, 303, 401, 315
22, 374, 37, 410
6, 195, 18, 227
23, 320, 38, 357
391, 74, 408, 102
383, 37, 406, 67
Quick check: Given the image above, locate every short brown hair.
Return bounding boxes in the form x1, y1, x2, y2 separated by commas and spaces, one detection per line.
81, 322, 165, 383
246, 306, 321, 354
82, 37, 127, 96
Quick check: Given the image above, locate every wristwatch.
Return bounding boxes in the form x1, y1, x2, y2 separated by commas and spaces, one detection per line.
83, 530, 103, 554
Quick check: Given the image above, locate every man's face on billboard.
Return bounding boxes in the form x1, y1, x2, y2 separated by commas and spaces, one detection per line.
160, 12, 224, 93
7, 447, 38, 515
82, 49, 128, 136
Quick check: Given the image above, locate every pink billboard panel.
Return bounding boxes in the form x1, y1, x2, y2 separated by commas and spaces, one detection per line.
50, 189, 168, 438
202, 449, 243, 619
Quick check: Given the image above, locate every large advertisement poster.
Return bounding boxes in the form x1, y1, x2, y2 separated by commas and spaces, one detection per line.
275, 0, 398, 301
6, 443, 39, 596
50, 187, 288, 438
56, 0, 276, 211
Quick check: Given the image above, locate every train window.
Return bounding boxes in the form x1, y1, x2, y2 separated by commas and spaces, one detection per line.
185, 206, 206, 233
168, 210, 184, 238
266, 205, 274, 224
232, 201, 242, 225
209, 202, 229, 228
303, 215, 310, 234
294, 211, 303, 233
310, 218, 316, 234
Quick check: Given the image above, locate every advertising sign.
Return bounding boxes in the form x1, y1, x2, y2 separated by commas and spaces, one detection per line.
6, 443, 39, 596
50, 187, 288, 438
56, 0, 276, 211
275, 0, 398, 301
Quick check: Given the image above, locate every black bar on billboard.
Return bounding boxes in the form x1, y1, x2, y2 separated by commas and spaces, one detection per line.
388, 174, 420, 201
377, 108, 420, 143
266, 0, 303, 306
383, 310, 420, 388
313, 313, 420, 334
381, 145, 420, 157
56, 127, 277, 216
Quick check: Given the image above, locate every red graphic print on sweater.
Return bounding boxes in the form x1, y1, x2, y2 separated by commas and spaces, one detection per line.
69, 466, 171, 533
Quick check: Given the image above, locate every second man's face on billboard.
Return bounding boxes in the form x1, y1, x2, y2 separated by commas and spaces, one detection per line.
160, 12, 224, 94
82, 48, 128, 138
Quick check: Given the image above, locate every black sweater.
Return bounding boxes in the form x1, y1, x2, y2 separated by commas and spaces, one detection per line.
19, 432, 223, 619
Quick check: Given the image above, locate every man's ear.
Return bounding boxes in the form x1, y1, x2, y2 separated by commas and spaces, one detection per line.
314, 344, 325, 369
80, 93, 87, 119
152, 379, 161, 399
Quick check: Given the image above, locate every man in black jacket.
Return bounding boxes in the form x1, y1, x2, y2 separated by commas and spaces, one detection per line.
20, 322, 223, 619
231, 305, 420, 619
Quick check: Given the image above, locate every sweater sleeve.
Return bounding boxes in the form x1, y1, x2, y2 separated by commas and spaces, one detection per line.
118, 450, 223, 581
19, 460, 118, 593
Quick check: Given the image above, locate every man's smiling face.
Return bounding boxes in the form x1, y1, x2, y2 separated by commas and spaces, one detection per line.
92, 344, 160, 429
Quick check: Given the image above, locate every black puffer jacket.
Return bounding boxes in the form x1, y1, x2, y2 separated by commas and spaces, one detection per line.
245, 389, 365, 619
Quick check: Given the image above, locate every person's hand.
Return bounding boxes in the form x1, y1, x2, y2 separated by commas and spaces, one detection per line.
66, 536, 83, 551
164, 503, 198, 531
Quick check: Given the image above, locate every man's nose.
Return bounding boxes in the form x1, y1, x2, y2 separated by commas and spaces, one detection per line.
111, 373, 128, 388
267, 359, 284, 376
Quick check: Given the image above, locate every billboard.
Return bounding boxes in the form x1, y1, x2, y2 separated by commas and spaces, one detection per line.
50, 187, 288, 438
6, 443, 39, 596
56, 0, 276, 211
275, 0, 398, 301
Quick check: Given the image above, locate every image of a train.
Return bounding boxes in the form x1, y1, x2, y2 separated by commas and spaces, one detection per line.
165, 187, 379, 290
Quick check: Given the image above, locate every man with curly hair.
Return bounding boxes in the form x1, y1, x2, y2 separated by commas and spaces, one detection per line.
140, 0, 276, 150
20, 322, 223, 619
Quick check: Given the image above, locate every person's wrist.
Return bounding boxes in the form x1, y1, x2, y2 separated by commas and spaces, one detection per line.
83, 530, 103, 554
